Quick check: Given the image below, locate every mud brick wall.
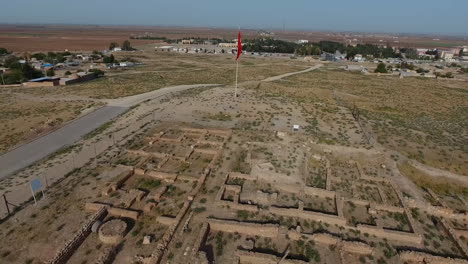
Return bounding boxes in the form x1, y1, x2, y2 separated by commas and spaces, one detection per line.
229, 172, 256, 181
157, 216, 177, 226
303, 186, 336, 199
208, 218, 279, 238
191, 223, 210, 256
356, 224, 422, 245
107, 207, 139, 220
269, 206, 347, 226
48, 207, 108, 264
399, 251, 468, 264
237, 250, 307, 264
146, 171, 177, 183
149, 199, 193, 264
440, 218, 468, 258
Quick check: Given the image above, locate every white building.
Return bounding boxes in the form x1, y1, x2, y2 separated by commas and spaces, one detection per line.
353, 54, 364, 62
113, 47, 122, 52
297, 39, 309, 44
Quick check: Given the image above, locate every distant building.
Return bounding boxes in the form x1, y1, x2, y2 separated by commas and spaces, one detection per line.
346, 65, 367, 73
59, 72, 98, 85
180, 39, 193, 44
416, 48, 428, 56
322, 51, 347, 61
113, 47, 122, 52
353, 54, 364, 62
297, 39, 309, 44
156, 46, 174, 52
218, 42, 238, 48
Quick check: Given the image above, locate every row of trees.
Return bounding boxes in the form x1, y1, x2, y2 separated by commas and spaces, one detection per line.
243, 38, 399, 59
244, 38, 297, 53
242, 38, 468, 62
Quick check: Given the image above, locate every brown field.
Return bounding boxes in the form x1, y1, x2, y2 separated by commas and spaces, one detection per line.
1, 24, 467, 53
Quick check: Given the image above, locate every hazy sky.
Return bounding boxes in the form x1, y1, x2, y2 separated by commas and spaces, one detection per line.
1, 0, 467, 35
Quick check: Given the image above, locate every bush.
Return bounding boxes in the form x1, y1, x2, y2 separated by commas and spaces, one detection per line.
103, 54, 115, 64
0, 47, 9, 55
89, 68, 105, 76
46, 68, 55, 77
375, 63, 388, 73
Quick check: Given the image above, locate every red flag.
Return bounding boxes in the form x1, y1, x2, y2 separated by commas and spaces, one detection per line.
236, 31, 242, 60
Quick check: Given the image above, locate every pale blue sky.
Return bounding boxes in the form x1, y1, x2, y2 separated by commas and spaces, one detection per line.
1, 0, 467, 35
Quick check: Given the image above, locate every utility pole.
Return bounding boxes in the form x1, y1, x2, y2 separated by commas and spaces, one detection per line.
3, 194, 10, 215
0, 72, 5, 86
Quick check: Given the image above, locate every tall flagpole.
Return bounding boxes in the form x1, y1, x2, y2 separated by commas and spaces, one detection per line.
235, 59, 239, 98
235, 26, 240, 98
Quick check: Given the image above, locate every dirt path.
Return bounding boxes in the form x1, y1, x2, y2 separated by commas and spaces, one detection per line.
261, 64, 323, 82
409, 160, 468, 185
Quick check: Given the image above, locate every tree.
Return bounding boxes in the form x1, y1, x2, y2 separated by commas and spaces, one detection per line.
31, 52, 46, 61
109, 42, 118, 50
403, 48, 418, 59
46, 68, 55, 77
2, 70, 23, 84
375, 63, 388, 73
122, 40, 133, 51
89, 68, 105, 77
64, 71, 72, 76
103, 54, 115, 64
0, 48, 9, 55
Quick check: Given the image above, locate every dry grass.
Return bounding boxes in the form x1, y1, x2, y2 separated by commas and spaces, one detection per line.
0, 94, 95, 153
11, 52, 309, 99
398, 162, 467, 197
255, 69, 468, 174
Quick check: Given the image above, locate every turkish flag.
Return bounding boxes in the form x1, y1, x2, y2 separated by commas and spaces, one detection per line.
236, 31, 242, 60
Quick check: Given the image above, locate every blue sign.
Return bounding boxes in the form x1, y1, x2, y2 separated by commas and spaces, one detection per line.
31, 178, 41, 193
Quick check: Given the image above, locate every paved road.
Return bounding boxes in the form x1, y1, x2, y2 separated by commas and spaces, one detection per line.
0, 84, 218, 179
0, 64, 323, 179
261, 64, 323, 82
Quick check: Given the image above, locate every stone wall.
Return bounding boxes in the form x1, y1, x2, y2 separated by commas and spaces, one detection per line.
156, 216, 177, 226
269, 206, 346, 226
356, 224, 422, 245
439, 218, 468, 258
399, 251, 468, 264
237, 250, 307, 264
48, 207, 108, 264
146, 171, 177, 183
208, 218, 279, 238
107, 207, 139, 220
303, 186, 336, 199
85, 203, 140, 220
229, 172, 256, 181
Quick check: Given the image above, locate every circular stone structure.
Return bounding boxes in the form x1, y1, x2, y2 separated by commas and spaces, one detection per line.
91, 220, 102, 233
98, 219, 127, 244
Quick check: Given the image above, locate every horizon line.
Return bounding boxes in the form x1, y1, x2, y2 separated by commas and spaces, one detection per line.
0, 22, 467, 39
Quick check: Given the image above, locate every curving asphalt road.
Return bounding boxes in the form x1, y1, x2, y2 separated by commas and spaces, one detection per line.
0, 84, 218, 179
0, 64, 323, 180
